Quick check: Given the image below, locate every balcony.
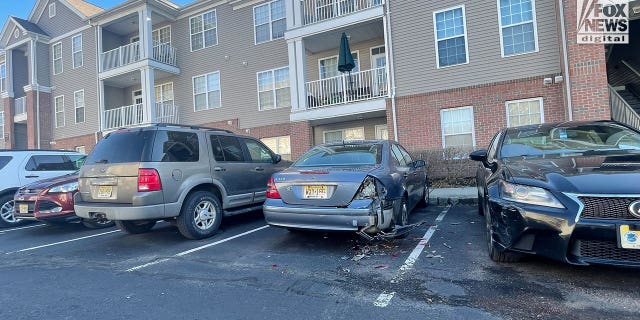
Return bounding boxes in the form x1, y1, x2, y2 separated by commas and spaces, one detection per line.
14, 96, 27, 123
103, 103, 179, 131
100, 42, 177, 72
305, 67, 388, 109
301, 0, 383, 25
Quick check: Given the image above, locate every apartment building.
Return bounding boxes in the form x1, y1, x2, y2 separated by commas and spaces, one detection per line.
0, 0, 638, 159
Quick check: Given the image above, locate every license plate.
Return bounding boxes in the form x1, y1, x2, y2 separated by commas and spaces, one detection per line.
19, 204, 28, 214
96, 186, 113, 199
619, 225, 640, 249
303, 185, 328, 199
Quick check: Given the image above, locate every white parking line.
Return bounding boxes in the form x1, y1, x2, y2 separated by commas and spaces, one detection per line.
0, 224, 47, 234
374, 205, 452, 308
126, 225, 270, 272
6, 230, 121, 254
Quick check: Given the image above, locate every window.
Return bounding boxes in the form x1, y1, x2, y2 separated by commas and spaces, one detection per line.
319, 52, 360, 79
52, 42, 63, 75
54, 95, 65, 128
74, 90, 85, 124
75, 146, 86, 154
151, 131, 200, 162
261, 136, 291, 160
323, 127, 365, 143
441, 106, 475, 149
152, 26, 171, 45
190, 10, 217, 51
244, 139, 274, 163
155, 83, 174, 106
26, 155, 77, 171
257, 67, 290, 110
86, 130, 156, 164
193, 72, 221, 111
391, 144, 407, 166
498, 0, 538, 56
506, 98, 543, 127
49, 3, 56, 18
375, 125, 388, 140
0, 112, 4, 140
433, 6, 468, 68
72, 34, 82, 68
0, 63, 5, 92
210, 135, 245, 162
0, 156, 12, 169
254, 0, 286, 44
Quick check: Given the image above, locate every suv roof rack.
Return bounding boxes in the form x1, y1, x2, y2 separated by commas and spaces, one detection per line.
155, 123, 234, 133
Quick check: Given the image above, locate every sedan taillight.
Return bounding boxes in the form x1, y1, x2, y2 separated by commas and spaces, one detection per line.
138, 168, 162, 192
266, 177, 281, 199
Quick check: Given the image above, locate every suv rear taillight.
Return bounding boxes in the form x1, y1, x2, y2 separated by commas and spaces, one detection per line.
138, 168, 162, 192
266, 177, 281, 199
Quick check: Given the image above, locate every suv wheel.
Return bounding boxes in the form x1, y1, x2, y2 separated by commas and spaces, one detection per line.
115, 220, 156, 234
177, 191, 222, 240
0, 194, 25, 228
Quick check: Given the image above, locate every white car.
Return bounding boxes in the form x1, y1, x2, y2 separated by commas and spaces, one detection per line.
0, 150, 85, 227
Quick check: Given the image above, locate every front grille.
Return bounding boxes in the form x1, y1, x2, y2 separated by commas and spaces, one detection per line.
579, 240, 640, 263
14, 201, 35, 215
578, 197, 640, 220
37, 200, 60, 211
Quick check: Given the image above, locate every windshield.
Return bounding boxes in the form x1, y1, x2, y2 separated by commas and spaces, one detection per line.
500, 123, 640, 158
294, 144, 383, 167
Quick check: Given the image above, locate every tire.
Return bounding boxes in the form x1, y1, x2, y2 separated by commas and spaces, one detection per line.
0, 194, 26, 228
485, 205, 521, 263
82, 218, 115, 229
477, 189, 485, 216
419, 182, 430, 207
115, 220, 156, 234
393, 197, 409, 227
176, 191, 223, 240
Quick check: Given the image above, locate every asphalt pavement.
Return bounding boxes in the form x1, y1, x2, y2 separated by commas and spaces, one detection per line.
1, 204, 638, 320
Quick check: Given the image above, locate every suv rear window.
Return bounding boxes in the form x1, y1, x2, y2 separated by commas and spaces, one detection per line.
0, 156, 12, 170
87, 130, 155, 164
151, 131, 199, 162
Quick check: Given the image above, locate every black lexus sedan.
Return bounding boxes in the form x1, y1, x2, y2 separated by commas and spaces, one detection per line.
470, 121, 640, 267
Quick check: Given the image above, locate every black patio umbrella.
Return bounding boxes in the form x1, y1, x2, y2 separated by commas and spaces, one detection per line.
338, 32, 355, 94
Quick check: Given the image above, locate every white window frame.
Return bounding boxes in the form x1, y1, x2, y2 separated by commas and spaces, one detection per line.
318, 51, 360, 79
155, 82, 174, 105
52, 42, 63, 75
505, 97, 544, 127
49, 3, 56, 18
0, 63, 6, 93
152, 25, 171, 45
189, 10, 218, 52
75, 146, 86, 154
0, 111, 4, 140
323, 127, 365, 143
440, 106, 475, 149
497, 0, 539, 57
260, 135, 291, 160
253, 0, 286, 45
192, 71, 222, 111
54, 95, 65, 128
72, 34, 83, 69
256, 66, 290, 111
433, 5, 469, 69
74, 89, 85, 124
375, 124, 388, 140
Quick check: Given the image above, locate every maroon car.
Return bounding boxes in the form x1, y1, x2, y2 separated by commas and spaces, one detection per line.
13, 173, 114, 228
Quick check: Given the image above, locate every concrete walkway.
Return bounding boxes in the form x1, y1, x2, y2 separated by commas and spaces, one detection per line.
429, 187, 477, 205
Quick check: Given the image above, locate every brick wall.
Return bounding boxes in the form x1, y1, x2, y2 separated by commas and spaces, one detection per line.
290, 121, 313, 159
53, 133, 99, 153
24, 90, 52, 149
389, 75, 566, 152
2, 97, 15, 148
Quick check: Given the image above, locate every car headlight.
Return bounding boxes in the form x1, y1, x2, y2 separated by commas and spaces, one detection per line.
500, 181, 565, 208
48, 182, 79, 193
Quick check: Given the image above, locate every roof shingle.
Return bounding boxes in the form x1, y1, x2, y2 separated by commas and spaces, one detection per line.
12, 17, 48, 36
65, 0, 104, 17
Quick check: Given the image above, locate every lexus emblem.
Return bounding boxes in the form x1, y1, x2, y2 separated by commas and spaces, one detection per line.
628, 201, 640, 218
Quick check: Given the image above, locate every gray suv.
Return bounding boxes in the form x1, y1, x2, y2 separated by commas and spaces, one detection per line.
74, 124, 283, 239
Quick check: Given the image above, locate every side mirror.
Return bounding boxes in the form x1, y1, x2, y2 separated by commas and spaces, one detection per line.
413, 159, 426, 168
469, 150, 488, 162
273, 154, 282, 164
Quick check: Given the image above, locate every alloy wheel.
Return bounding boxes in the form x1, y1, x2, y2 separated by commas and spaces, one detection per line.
0, 200, 17, 223
193, 200, 216, 230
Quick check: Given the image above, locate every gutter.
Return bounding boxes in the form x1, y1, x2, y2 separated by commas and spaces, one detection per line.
384, 0, 399, 141
94, 23, 102, 144
32, 38, 41, 149
558, 0, 573, 121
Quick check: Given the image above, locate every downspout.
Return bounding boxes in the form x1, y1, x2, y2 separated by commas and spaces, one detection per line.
94, 22, 101, 144
384, 0, 398, 141
33, 37, 41, 149
558, 0, 573, 121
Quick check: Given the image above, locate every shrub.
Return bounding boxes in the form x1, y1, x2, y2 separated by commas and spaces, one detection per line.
411, 148, 477, 187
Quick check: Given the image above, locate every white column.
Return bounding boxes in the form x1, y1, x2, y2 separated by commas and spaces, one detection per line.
30, 40, 37, 86
96, 25, 103, 72
139, 8, 153, 59
5, 49, 13, 95
287, 40, 298, 110
99, 79, 105, 130
140, 67, 155, 123
286, 0, 296, 28
293, 0, 303, 27
294, 39, 307, 111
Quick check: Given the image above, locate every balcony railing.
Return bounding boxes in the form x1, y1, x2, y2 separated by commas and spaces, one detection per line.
101, 42, 141, 72
301, 0, 383, 25
305, 67, 388, 109
14, 97, 26, 115
610, 85, 640, 132
103, 103, 179, 131
152, 43, 177, 66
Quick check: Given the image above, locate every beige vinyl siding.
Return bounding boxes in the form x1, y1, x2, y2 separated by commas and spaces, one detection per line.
6, 25, 28, 47
36, 0, 86, 36
12, 52, 29, 97
390, 0, 561, 96
36, 42, 50, 86
103, 86, 126, 109
50, 27, 99, 140
305, 37, 385, 82
170, 3, 291, 129
312, 117, 387, 145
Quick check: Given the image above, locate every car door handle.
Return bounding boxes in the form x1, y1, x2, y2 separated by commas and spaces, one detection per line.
213, 167, 226, 172
25, 175, 39, 178
403, 173, 409, 178
254, 167, 265, 172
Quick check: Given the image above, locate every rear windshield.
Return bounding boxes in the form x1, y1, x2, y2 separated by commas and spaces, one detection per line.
294, 144, 383, 167
0, 156, 12, 170
86, 130, 155, 164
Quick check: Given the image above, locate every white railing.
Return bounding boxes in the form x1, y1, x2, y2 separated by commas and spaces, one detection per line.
301, 0, 383, 25
100, 42, 141, 72
14, 97, 26, 115
152, 43, 177, 66
610, 86, 640, 132
103, 103, 179, 131
305, 67, 388, 109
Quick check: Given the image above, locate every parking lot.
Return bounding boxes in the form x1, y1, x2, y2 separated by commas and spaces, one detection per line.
1, 204, 639, 320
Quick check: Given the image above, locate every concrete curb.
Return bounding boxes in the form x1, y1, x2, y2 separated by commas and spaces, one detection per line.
428, 187, 478, 206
